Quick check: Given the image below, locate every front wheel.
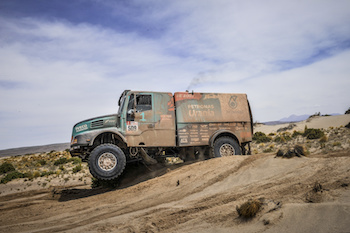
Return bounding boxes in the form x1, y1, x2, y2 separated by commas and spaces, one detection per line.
89, 144, 126, 180
212, 137, 241, 157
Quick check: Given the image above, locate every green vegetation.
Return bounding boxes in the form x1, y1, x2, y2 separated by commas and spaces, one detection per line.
40, 170, 55, 177
303, 127, 324, 139
72, 164, 82, 173
54, 157, 81, 166
253, 132, 272, 143
263, 144, 274, 153
0, 150, 87, 184
69, 157, 82, 164
292, 130, 303, 137
0, 162, 16, 174
345, 107, 350, 114
274, 132, 292, 143
345, 122, 350, 129
1, 171, 26, 184
37, 159, 47, 166
54, 157, 68, 166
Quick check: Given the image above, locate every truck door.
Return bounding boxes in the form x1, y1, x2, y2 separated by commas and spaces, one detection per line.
125, 92, 175, 147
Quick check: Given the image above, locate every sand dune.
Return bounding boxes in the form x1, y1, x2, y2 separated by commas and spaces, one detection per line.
255, 114, 350, 134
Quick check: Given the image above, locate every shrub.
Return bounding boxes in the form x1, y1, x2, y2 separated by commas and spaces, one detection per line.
294, 145, 306, 156
236, 199, 262, 218
292, 130, 303, 138
253, 132, 272, 143
345, 122, 350, 129
33, 170, 41, 178
24, 172, 34, 180
54, 158, 68, 166
72, 164, 82, 173
319, 135, 328, 143
41, 171, 55, 177
263, 147, 273, 153
332, 142, 341, 147
1, 171, 25, 184
0, 162, 16, 174
37, 159, 47, 166
263, 144, 275, 153
274, 136, 286, 143
308, 112, 320, 119
345, 108, 350, 115
276, 145, 306, 158
303, 128, 324, 139
69, 157, 82, 164
274, 133, 292, 143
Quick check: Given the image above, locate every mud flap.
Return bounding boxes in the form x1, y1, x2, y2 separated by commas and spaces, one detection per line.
140, 148, 157, 165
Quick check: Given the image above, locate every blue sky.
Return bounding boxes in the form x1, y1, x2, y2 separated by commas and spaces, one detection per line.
1, 0, 350, 149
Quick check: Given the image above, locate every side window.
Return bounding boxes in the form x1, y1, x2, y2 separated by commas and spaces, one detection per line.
136, 95, 152, 112
127, 94, 135, 121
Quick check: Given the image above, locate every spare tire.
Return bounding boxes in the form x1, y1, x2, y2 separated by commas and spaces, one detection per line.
212, 137, 241, 157
88, 144, 126, 180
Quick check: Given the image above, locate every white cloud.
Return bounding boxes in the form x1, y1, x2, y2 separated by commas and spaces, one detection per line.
0, 0, 350, 149
197, 50, 350, 121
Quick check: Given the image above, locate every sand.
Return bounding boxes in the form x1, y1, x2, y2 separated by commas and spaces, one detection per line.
0, 115, 349, 233
255, 114, 350, 134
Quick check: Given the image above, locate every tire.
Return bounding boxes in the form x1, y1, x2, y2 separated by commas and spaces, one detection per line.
212, 137, 241, 157
88, 144, 126, 180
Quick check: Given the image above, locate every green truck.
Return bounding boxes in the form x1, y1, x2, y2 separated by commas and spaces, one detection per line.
70, 90, 253, 180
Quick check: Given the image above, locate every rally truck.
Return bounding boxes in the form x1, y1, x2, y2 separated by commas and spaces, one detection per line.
70, 90, 253, 180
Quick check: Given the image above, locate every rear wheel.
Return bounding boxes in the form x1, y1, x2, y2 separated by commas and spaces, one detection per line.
89, 144, 126, 180
212, 137, 241, 157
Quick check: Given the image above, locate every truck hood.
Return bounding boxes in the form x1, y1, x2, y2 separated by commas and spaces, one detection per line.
72, 114, 118, 136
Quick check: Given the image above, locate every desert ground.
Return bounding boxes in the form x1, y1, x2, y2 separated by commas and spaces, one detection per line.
0, 115, 349, 233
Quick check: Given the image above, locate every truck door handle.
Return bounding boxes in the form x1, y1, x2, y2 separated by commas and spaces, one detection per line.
148, 123, 155, 128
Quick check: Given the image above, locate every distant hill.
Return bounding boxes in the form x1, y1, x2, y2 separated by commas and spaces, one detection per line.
0, 143, 70, 158
278, 114, 310, 122
263, 113, 341, 125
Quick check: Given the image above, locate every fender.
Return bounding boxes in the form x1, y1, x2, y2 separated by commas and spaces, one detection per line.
209, 129, 240, 147
72, 128, 127, 147
90, 128, 127, 146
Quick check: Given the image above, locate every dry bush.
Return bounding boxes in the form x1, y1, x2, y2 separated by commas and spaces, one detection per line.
236, 199, 262, 218
276, 145, 306, 158
319, 135, 328, 143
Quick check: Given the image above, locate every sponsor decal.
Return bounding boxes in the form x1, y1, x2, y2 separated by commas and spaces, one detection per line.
187, 104, 215, 118
180, 137, 188, 143
175, 93, 202, 102
229, 95, 238, 109
187, 104, 214, 109
105, 119, 116, 124
127, 121, 138, 132
75, 124, 88, 133
161, 114, 172, 121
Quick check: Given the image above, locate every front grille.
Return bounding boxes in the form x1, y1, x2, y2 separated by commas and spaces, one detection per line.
91, 120, 104, 128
